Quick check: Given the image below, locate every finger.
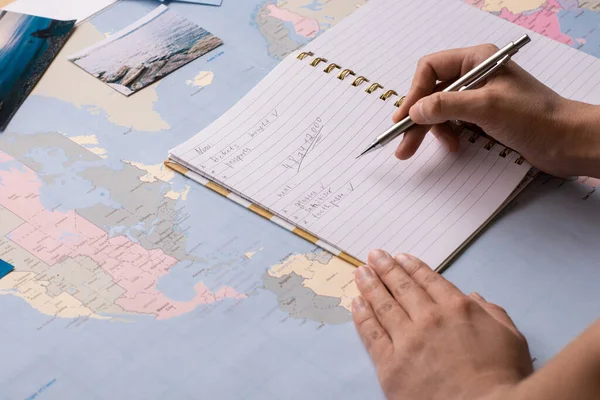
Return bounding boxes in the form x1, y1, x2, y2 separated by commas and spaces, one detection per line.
393, 81, 458, 160
394, 122, 460, 160
368, 249, 434, 320
393, 45, 497, 123
352, 295, 393, 362
355, 265, 409, 334
394, 107, 460, 160
395, 125, 429, 160
408, 90, 491, 128
431, 123, 460, 152
392, 81, 449, 123
393, 48, 478, 123
393, 253, 463, 303
469, 292, 523, 338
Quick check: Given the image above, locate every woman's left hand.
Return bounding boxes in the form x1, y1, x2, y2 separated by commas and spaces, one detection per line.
352, 250, 533, 400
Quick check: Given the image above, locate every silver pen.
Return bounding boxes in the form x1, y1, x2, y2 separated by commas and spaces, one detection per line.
356, 34, 531, 159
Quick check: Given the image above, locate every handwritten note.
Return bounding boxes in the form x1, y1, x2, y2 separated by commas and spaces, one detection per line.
170, 0, 600, 268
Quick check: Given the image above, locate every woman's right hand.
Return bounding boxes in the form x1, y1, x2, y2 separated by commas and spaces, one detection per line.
393, 44, 600, 178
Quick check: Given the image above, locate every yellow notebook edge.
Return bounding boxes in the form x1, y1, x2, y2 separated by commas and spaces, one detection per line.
164, 159, 364, 268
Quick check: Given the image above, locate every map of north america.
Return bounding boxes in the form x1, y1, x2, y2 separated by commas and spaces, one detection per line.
0, 138, 245, 321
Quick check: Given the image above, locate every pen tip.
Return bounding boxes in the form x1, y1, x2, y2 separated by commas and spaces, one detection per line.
356, 143, 379, 159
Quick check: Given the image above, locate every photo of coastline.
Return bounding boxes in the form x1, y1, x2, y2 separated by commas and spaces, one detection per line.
68, 5, 223, 96
0, 10, 75, 130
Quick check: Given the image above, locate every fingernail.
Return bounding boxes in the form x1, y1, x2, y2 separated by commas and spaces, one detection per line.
352, 296, 366, 312
356, 265, 374, 283
370, 249, 389, 268
414, 101, 429, 124
394, 253, 411, 264
470, 292, 485, 302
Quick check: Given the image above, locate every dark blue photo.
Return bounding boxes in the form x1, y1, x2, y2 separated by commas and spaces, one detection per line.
0, 11, 74, 130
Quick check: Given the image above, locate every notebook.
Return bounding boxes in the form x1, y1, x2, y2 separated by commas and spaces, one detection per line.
166, 0, 600, 271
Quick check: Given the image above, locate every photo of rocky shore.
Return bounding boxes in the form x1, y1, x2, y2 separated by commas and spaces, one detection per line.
68, 5, 223, 96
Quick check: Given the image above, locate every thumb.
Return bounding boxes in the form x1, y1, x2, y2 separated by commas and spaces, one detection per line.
409, 91, 489, 127
469, 292, 523, 339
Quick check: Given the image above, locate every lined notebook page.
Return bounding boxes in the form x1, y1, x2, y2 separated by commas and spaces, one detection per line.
170, 0, 600, 268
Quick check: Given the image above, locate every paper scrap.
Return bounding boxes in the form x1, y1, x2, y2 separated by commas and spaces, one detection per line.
0, 259, 14, 279
161, 0, 223, 6
2, 0, 117, 23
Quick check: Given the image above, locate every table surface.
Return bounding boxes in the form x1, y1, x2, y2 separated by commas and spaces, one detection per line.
0, 0, 599, 398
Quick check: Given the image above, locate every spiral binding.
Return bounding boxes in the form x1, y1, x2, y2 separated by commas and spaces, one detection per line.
338, 69, 355, 80
352, 76, 369, 86
295, 51, 526, 165
324, 63, 341, 73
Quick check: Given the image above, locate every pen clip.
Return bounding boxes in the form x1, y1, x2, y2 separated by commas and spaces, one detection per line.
459, 54, 512, 92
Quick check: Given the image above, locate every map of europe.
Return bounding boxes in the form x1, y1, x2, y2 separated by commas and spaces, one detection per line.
0, 0, 599, 398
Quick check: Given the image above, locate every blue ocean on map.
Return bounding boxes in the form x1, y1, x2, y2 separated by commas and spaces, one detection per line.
69, 6, 223, 96
0, 11, 74, 130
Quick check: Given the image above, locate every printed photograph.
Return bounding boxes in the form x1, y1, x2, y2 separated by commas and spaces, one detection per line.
0, 10, 75, 130
68, 5, 223, 96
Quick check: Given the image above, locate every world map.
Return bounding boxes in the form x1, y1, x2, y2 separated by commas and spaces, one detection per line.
0, 0, 599, 398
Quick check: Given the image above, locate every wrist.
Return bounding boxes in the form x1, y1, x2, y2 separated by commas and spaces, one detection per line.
555, 99, 600, 178
476, 383, 519, 400
460, 370, 523, 400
